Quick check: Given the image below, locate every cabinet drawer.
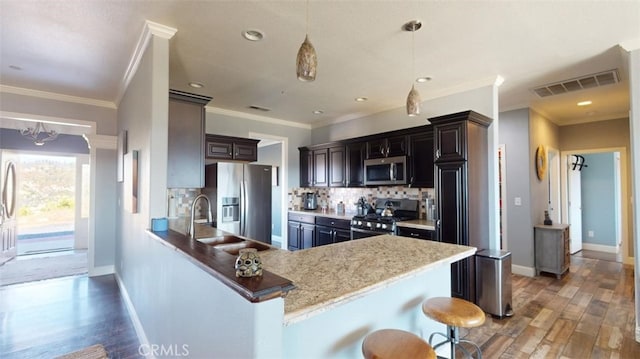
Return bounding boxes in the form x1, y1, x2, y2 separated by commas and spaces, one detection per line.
288, 212, 315, 224
315, 216, 351, 230
396, 226, 435, 240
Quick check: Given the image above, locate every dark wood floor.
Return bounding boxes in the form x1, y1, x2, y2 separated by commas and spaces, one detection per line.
0, 275, 142, 358
459, 253, 640, 358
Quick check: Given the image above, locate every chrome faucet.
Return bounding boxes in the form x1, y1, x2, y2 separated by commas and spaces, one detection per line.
188, 194, 213, 239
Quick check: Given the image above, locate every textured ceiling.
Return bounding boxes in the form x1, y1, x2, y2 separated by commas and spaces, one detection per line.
1, 0, 639, 129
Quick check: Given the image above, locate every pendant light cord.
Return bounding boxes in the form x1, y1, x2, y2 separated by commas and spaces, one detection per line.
306, 0, 310, 35
411, 24, 415, 84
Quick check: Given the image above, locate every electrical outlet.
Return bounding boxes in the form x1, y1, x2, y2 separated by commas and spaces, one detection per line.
588, 230, 594, 237
514, 197, 522, 206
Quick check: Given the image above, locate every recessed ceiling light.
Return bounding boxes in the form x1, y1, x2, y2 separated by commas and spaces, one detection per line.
577, 100, 592, 106
416, 76, 432, 83
355, 97, 368, 102
9, 65, 22, 70
312, 110, 324, 115
242, 29, 265, 41
189, 82, 204, 88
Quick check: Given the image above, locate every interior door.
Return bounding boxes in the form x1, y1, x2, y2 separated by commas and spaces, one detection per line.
568, 156, 583, 253
1, 161, 18, 265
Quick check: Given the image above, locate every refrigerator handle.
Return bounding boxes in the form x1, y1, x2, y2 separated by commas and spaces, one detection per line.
241, 180, 248, 236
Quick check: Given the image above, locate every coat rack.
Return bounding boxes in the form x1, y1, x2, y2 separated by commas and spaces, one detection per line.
571, 154, 588, 171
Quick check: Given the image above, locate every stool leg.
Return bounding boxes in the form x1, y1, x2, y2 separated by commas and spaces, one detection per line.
459, 339, 483, 359
448, 325, 458, 359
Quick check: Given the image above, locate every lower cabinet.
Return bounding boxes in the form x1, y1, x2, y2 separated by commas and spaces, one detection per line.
315, 217, 351, 247
396, 226, 435, 240
534, 224, 570, 278
288, 213, 316, 251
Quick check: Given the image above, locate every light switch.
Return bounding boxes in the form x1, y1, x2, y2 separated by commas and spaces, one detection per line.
514, 197, 522, 206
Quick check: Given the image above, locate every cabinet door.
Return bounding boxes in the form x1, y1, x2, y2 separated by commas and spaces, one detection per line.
287, 221, 301, 251
300, 223, 316, 249
233, 141, 258, 162
346, 142, 365, 187
366, 138, 387, 159
315, 225, 334, 247
299, 149, 313, 187
168, 97, 205, 188
435, 161, 466, 246
408, 131, 434, 188
451, 259, 469, 300
434, 121, 466, 162
329, 146, 346, 187
206, 139, 234, 160
313, 149, 329, 187
386, 135, 408, 157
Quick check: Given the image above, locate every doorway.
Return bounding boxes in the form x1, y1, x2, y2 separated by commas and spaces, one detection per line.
561, 148, 627, 263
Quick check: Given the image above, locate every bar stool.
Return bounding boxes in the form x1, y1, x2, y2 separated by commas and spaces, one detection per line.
362, 329, 436, 359
422, 297, 485, 359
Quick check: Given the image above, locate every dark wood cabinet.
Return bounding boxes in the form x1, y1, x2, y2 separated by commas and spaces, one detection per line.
329, 146, 346, 187
366, 135, 407, 159
205, 134, 259, 162
315, 217, 351, 247
300, 149, 312, 187
167, 90, 211, 188
431, 110, 492, 302
346, 141, 365, 187
396, 226, 435, 240
408, 130, 434, 188
288, 213, 316, 251
313, 149, 329, 187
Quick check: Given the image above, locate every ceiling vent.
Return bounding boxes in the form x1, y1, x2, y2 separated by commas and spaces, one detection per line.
248, 105, 271, 112
532, 69, 619, 98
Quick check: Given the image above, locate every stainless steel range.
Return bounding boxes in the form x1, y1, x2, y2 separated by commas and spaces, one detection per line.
350, 198, 419, 240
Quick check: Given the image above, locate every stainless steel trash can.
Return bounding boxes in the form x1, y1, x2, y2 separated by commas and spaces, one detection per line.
475, 249, 514, 318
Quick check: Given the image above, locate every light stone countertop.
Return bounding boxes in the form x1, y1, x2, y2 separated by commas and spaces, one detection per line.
258, 235, 476, 325
395, 219, 436, 231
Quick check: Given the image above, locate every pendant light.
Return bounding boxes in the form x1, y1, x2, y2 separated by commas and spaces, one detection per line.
296, 0, 317, 81
404, 20, 422, 116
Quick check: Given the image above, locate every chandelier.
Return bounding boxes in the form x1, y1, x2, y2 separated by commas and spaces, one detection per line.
20, 122, 59, 146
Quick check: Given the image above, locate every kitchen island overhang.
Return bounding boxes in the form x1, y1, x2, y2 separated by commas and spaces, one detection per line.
145, 228, 476, 358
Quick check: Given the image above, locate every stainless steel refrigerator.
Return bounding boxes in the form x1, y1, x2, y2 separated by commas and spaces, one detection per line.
203, 163, 272, 244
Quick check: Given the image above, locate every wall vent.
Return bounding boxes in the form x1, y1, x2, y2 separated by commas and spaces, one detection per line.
248, 105, 271, 112
532, 69, 619, 98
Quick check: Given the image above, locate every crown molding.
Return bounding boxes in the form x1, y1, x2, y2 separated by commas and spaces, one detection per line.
115, 20, 177, 105
83, 134, 117, 150
0, 84, 116, 109
205, 106, 312, 130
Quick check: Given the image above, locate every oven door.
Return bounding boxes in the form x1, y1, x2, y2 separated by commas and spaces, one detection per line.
350, 227, 392, 240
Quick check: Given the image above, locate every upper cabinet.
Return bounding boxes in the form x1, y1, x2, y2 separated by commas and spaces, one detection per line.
205, 134, 259, 162
299, 125, 434, 188
408, 130, 434, 188
167, 90, 211, 188
366, 135, 407, 159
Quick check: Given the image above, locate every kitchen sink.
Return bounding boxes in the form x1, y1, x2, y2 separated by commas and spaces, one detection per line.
214, 240, 272, 255
195, 235, 244, 246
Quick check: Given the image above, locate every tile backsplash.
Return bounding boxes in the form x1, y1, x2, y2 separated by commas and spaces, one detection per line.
167, 188, 202, 218
289, 187, 435, 219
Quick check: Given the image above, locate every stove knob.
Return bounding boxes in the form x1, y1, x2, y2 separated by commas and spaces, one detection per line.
358, 221, 363, 226
381, 223, 387, 230
366, 222, 372, 228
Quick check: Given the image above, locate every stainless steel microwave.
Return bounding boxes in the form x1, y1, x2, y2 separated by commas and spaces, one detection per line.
364, 156, 407, 186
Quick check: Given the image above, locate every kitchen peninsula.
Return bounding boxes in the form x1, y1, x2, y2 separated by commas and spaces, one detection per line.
147, 224, 475, 358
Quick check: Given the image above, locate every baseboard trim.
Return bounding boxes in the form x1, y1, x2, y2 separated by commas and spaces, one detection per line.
582, 243, 618, 254
89, 265, 114, 277
115, 273, 152, 358
512, 264, 536, 277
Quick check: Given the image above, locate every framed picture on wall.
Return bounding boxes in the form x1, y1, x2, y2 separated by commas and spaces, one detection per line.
117, 130, 127, 182
124, 149, 139, 213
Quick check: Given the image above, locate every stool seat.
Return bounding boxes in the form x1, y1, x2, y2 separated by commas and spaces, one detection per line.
422, 297, 485, 328
362, 329, 436, 359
